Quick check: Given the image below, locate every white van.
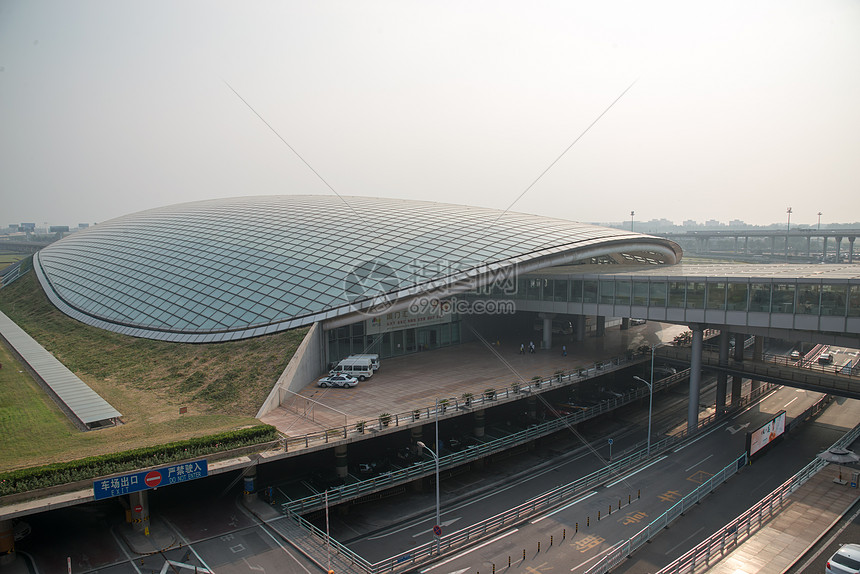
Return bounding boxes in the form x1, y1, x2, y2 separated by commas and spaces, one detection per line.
349, 354, 380, 371
331, 356, 375, 381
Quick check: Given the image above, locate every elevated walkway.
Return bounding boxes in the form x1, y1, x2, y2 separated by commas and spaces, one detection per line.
0, 310, 120, 430
657, 345, 860, 399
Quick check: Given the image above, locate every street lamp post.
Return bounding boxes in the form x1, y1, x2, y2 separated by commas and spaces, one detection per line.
416, 398, 441, 554
632, 346, 655, 456
818, 211, 822, 231
630, 210, 635, 233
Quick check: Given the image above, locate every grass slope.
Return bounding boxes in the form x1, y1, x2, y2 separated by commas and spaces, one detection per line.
0, 272, 307, 472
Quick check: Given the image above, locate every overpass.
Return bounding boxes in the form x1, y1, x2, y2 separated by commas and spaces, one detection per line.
656, 228, 860, 261
495, 262, 859, 432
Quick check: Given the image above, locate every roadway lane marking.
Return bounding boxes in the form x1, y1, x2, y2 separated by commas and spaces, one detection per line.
236, 506, 314, 574
665, 526, 704, 555
419, 529, 518, 572
163, 517, 215, 574
412, 517, 461, 538
570, 540, 625, 572
784, 397, 798, 408
684, 454, 713, 472
731, 387, 781, 420
606, 456, 668, 487
110, 528, 143, 574
673, 422, 729, 453
531, 491, 598, 523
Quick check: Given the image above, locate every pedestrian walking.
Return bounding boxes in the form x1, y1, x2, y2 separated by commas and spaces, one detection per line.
562, 345, 567, 356
529, 341, 535, 354
519, 343, 525, 354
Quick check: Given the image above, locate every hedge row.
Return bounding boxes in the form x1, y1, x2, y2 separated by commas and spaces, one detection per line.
0, 424, 278, 496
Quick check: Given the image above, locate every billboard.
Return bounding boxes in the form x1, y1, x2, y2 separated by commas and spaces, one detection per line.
93, 459, 208, 500
747, 411, 786, 457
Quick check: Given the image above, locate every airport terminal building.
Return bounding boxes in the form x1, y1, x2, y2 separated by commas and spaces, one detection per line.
31, 195, 683, 368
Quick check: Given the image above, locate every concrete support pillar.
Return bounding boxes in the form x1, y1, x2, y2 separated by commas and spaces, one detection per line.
243, 466, 257, 503
806, 236, 812, 257
130, 490, 150, 535
751, 337, 764, 392
771, 236, 776, 255
334, 444, 348, 479
0, 519, 14, 562
734, 236, 739, 254
539, 313, 555, 350
621, 317, 630, 330
822, 236, 828, 259
731, 333, 744, 406
836, 236, 843, 262
688, 327, 704, 434
596, 316, 606, 337
473, 409, 485, 438
744, 236, 749, 254
575, 315, 586, 342
716, 331, 729, 416
704, 237, 710, 253
850, 237, 856, 264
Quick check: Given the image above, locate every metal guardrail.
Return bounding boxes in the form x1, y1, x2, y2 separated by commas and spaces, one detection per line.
282, 350, 652, 454
585, 452, 750, 574
277, 380, 782, 574
287, 433, 691, 574
282, 367, 690, 514
584, 394, 848, 574
653, 418, 860, 574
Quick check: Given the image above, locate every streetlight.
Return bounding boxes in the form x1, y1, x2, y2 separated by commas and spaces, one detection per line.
416, 397, 441, 554
632, 345, 655, 456
630, 210, 635, 233
817, 211, 822, 231
786, 206, 792, 232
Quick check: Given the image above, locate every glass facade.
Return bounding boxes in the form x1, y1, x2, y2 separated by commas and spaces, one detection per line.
34, 195, 681, 343
327, 319, 462, 364
517, 273, 859, 320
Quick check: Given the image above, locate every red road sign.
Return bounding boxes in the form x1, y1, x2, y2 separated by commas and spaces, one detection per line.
144, 471, 162, 488
133, 504, 143, 513
433, 525, 442, 536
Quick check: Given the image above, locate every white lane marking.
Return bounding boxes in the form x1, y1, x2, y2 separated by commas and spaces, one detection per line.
110, 528, 143, 574
784, 397, 798, 408
531, 491, 598, 523
685, 454, 713, 472
666, 526, 704, 555
606, 456, 668, 487
570, 540, 625, 572
673, 422, 729, 452
419, 529, 518, 572
163, 517, 214, 574
235, 501, 314, 573
412, 517, 462, 538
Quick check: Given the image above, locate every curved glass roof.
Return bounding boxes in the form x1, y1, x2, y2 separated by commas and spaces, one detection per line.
34, 195, 682, 342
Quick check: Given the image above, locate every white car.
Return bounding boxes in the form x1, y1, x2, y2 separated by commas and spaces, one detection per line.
826, 543, 860, 574
790, 350, 801, 360
318, 373, 359, 388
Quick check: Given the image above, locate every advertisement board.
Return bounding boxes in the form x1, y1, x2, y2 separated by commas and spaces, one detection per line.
747, 411, 786, 457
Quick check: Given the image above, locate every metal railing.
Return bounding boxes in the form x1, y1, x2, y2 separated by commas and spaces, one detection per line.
653, 419, 860, 574
282, 367, 691, 514
283, 349, 654, 454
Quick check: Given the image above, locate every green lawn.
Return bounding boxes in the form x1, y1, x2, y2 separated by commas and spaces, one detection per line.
0, 272, 307, 472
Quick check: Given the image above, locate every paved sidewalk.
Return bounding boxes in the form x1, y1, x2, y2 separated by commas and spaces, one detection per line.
705, 464, 860, 574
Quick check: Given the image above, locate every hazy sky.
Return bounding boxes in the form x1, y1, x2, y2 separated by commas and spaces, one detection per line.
2, 1, 859, 228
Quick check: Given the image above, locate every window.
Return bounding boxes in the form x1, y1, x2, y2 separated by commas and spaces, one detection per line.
706, 282, 726, 310
796, 284, 820, 315
749, 283, 771, 312
820, 284, 847, 316
668, 281, 685, 308
686, 282, 705, 309
649, 281, 667, 307
772, 283, 795, 313
599, 280, 615, 304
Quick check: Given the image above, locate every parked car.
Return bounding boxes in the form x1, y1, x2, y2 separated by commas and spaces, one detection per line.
826, 543, 860, 574
818, 352, 834, 365
790, 350, 801, 360
318, 373, 359, 388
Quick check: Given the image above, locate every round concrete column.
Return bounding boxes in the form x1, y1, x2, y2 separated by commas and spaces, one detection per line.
688, 326, 704, 434
849, 237, 856, 264
575, 315, 586, 342
0, 519, 14, 563
620, 317, 630, 330
334, 445, 348, 479
243, 466, 257, 503
473, 409, 485, 438
130, 490, 150, 535
411, 425, 423, 447
539, 313, 555, 350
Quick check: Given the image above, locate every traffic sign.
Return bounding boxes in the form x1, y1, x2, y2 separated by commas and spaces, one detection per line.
607, 438, 613, 445
433, 525, 442, 536
93, 459, 208, 500
133, 504, 143, 513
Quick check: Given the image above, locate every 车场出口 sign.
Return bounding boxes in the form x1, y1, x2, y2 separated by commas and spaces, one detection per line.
93, 459, 208, 500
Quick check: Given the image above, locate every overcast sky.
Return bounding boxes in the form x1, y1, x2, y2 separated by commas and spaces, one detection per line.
2, 1, 859, 228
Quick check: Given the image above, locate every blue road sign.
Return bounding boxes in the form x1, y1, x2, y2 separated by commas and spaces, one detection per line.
93, 459, 208, 500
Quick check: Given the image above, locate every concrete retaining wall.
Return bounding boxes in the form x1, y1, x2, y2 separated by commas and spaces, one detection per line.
256, 322, 325, 418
